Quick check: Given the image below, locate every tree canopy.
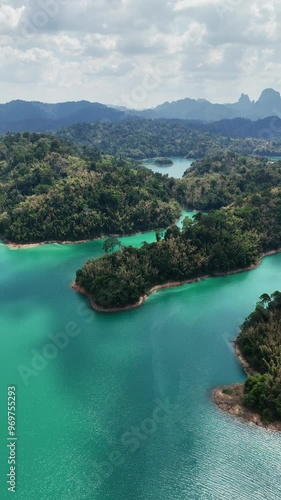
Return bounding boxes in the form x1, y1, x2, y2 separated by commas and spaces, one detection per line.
0, 133, 180, 243
55, 120, 281, 160
238, 292, 281, 422
76, 210, 260, 309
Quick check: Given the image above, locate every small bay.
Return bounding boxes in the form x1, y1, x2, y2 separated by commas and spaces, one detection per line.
142, 157, 194, 178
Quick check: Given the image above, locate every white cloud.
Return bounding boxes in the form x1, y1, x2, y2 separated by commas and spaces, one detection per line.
0, 4, 25, 30
0, 0, 281, 105
174, 0, 219, 11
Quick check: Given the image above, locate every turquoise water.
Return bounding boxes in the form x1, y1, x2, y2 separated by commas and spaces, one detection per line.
142, 157, 194, 178
268, 156, 281, 162
1, 214, 281, 499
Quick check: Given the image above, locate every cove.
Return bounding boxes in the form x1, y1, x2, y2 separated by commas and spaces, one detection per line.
142, 157, 194, 178
1, 222, 281, 498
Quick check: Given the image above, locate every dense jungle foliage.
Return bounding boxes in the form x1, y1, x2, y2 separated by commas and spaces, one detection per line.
177, 152, 281, 210
0, 133, 180, 243
3, 129, 281, 423
55, 120, 281, 160
76, 210, 260, 308
2, 134, 281, 246
237, 292, 281, 422
76, 184, 281, 309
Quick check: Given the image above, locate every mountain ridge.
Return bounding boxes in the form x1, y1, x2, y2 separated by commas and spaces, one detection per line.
1, 88, 281, 132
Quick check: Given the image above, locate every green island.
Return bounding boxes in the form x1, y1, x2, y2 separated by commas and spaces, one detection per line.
214, 292, 281, 431
0, 133, 180, 245
74, 209, 260, 311
153, 157, 174, 166
74, 150, 281, 312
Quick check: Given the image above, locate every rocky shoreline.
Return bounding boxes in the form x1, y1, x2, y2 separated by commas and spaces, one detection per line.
213, 385, 281, 432
213, 344, 281, 432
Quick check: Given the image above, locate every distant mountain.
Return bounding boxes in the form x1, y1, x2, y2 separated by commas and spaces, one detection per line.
193, 116, 281, 139
1, 89, 281, 133
0, 100, 125, 133
138, 88, 281, 122
224, 93, 253, 116
147, 97, 237, 121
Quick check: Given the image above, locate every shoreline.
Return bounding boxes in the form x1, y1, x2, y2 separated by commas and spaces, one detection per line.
4, 238, 96, 249
3, 233, 150, 250
1, 209, 207, 250
213, 385, 281, 432
213, 344, 281, 432
71, 276, 208, 314
71, 281, 146, 313
234, 343, 256, 376
71, 248, 281, 314
2, 213, 185, 250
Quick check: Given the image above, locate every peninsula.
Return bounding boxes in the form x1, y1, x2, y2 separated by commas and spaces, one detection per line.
74, 208, 261, 311
74, 177, 281, 312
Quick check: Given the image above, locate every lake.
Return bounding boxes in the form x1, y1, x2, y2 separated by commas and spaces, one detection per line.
142, 157, 194, 178
268, 156, 281, 162
1, 213, 281, 499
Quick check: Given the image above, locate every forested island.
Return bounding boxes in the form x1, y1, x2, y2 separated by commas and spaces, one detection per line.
0, 133, 180, 244
214, 292, 281, 430
154, 157, 173, 166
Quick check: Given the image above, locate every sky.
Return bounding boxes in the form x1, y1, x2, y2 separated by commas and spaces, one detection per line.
0, 0, 281, 108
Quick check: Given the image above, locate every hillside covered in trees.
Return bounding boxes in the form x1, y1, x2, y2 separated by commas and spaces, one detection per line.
0, 133, 180, 244
55, 120, 281, 160
4, 134, 281, 245
75, 210, 260, 309
237, 292, 281, 422
194, 116, 281, 139
75, 184, 281, 310
176, 152, 281, 210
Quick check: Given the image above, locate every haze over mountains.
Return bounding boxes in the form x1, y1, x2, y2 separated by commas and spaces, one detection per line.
1, 88, 281, 133
146, 89, 281, 122
0, 100, 123, 133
